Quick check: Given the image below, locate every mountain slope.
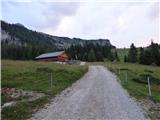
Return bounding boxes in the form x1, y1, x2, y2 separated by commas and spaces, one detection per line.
1, 20, 114, 48
1, 20, 115, 60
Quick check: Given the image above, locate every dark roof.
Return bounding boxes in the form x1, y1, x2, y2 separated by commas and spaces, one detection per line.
35, 51, 65, 59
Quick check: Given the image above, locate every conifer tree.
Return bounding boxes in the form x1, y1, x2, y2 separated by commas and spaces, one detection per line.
87, 49, 96, 62
139, 47, 145, 64
128, 43, 137, 63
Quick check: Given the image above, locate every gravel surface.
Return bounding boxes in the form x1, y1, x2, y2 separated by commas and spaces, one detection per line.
30, 66, 147, 120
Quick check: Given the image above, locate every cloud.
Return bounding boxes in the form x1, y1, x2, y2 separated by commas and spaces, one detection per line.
147, 2, 160, 20
46, 1, 159, 47
1, 1, 80, 30
1, 0, 159, 47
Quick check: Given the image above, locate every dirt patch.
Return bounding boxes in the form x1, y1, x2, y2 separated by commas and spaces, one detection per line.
139, 98, 160, 120
2, 87, 45, 108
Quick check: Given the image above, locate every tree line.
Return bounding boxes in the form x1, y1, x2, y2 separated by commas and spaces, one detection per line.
1, 44, 58, 60
2, 42, 119, 62
66, 43, 119, 62
125, 41, 160, 66
2, 39, 160, 66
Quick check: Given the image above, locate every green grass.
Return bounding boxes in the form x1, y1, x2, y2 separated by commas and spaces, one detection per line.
1, 60, 88, 120
105, 62, 160, 102
2, 96, 49, 120
116, 48, 142, 62
116, 48, 129, 62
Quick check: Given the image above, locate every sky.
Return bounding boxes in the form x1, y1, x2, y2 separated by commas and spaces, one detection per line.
1, 0, 160, 48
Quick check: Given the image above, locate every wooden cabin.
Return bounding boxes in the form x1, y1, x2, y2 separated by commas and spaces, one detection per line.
35, 51, 68, 62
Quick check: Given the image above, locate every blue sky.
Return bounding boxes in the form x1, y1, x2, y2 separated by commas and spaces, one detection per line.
1, 0, 160, 48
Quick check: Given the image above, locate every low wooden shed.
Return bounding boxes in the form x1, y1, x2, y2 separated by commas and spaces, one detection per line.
35, 51, 68, 62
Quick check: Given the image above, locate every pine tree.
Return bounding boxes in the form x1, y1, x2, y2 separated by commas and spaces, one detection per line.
108, 51, 114, 61
82, 52, 88, 61
124, 55, 128, 62
149, 41, 160, 65
96, 52, 104, 61
139, 47, 145, 64
87, 49, 96, 62
128, 43, 137, 63
143, 50, 152, 65
114, 50, 120, 61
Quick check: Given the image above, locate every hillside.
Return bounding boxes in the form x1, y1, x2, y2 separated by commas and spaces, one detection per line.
1, 20, 115, 60
1, 20, 114, 48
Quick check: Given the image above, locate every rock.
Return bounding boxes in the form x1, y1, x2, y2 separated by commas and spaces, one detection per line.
2, 101, 17, 108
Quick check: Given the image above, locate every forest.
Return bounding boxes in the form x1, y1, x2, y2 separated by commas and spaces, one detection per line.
1, 42, 118, 62
2, 40, 160, 66
66, 43, 118, 62
125, 41, 160, 66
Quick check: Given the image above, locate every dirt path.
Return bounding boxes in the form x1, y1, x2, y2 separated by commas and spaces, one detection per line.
30, 66, 147, 120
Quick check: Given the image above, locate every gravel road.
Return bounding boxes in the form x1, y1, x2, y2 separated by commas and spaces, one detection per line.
30, 66, 147, 120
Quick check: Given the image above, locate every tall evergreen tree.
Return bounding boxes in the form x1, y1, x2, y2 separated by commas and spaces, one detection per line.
143, 50, 152, 65
108, 51, 114, 61
114, 50, 120, 61
139, 47, 145, 64
124, 55, 128, 62
82, 52, 88, 61
96, 52, 104, 61
149, 41, 160, 65
87, 49, 96, 62
128, 43, 137, 63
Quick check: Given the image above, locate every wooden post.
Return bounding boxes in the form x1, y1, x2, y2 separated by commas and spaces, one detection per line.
50, 73, 53, 89
147, 76, 151, 96
119, 68, 120, 75
125, 71, 128, 82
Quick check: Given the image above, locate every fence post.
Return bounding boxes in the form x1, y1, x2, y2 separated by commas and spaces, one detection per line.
125, 71, 128, 82
147, 76, 151, 96
119, 68, 120, 75
50, 73, 53, 89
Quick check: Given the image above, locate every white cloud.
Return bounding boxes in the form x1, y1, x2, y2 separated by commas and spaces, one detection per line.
147, 2, 160, 20
1, 1, 80, 30
1, 0, 159, 47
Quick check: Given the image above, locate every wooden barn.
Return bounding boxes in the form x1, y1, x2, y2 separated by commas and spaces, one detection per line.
35, 51, 68, 62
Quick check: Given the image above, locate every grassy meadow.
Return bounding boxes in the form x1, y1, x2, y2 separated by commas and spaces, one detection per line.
105, 62, 160, 102
116, 48, 129, 62
89, 61, 160, 102
1, 60, 88, 120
